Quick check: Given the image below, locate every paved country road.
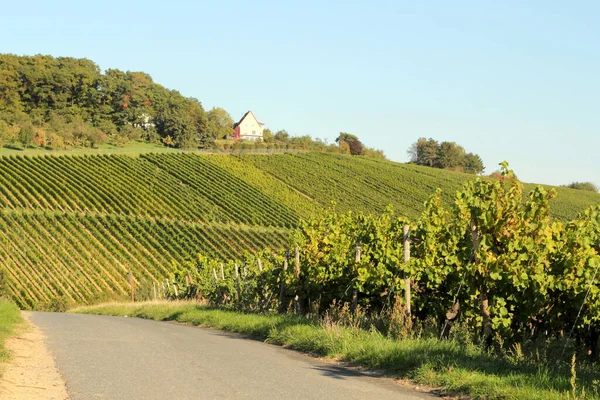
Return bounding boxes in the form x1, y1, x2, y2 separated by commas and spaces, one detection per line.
27, 312, 436, 400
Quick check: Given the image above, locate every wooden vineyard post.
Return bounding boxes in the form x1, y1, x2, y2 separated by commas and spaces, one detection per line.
173, 279, 178, 297
128, 271, 135, 303
220, 263, 225, 281
294, 246, 302, 315
257, 258, 266, 309
294, 246, 300, 278
403, 225, 411, 317
352, 242, 361, 313
243, 263, 248, 298
278, 250, 289, 314
153, 282, 157, 301
234, 263, 241, 305
213, 267, 222, 304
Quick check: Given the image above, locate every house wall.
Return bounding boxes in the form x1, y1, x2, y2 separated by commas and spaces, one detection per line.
238, 112, 264, 141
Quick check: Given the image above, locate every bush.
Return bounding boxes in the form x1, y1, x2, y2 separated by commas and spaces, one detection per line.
564, 182, 598, 192
38, 295, 74, 312
108, 133, 131, 147
18, 123, 35, 148
46, 131, 66, 150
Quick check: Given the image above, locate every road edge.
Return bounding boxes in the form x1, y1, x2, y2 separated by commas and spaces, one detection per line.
0, 312, 70, 400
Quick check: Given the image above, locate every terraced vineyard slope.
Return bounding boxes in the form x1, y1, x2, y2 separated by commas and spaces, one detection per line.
0, 152, 598, 309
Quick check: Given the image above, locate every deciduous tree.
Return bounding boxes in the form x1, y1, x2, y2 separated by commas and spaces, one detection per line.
206, 107, 234, 139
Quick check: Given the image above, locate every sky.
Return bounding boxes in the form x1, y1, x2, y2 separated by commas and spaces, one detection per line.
1, 0, 599, 187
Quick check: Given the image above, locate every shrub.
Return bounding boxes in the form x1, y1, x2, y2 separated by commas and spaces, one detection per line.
564, 182, 598, 192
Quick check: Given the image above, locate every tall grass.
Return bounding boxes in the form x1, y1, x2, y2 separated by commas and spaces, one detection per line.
0, 300, 23, 364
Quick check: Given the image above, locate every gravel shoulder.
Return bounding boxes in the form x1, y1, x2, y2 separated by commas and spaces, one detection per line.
0, 312, 69, 400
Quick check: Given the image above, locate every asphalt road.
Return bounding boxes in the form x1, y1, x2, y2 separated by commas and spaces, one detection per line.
28, 312, 436, 400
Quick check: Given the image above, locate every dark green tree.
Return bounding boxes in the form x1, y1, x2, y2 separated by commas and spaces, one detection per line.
436, 141, 466, 169
408, 137, 439, 167
274, 129, 289, 142
464, 153, 485, 175
18, 123, 35, 148
262, 128, 274, 143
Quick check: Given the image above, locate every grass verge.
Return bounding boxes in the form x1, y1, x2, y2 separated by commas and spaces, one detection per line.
73, 301, 596, 400
0, 300, 23, 364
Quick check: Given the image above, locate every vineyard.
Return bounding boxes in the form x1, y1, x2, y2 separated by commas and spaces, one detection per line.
168, 165, 600, 359
0, 151, 598, 309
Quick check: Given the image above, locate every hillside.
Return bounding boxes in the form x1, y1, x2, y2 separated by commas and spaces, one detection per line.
0, 151, 598, 309
0, 54, 381, 157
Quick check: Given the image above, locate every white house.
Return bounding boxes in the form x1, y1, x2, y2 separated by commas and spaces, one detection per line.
233, 111, 264, 141
134, 113, 155, 130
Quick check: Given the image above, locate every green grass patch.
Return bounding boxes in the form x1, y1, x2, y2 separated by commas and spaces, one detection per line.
0, 300, 23, 364
73, 301, 597, 399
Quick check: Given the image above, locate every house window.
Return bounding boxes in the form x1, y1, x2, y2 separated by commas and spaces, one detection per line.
252, 130, 256, 135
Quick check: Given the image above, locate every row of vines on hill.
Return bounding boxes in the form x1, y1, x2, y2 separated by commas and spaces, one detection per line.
0, 153, 301, 226
141, 153, 300, 227
0, 210, 288, 309
169, 164, 600, 354
238, 152, 598, 221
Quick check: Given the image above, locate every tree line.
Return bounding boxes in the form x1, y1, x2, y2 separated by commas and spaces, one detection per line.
0, 54, 385, 157
408, 137, 484, 174
0, 54, 212, 149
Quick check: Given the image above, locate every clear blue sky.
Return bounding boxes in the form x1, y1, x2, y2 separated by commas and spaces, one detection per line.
2, 0, 599, 187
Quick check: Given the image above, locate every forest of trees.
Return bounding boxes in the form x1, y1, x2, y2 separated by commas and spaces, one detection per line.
408, 137, 485, 175
0, 54, 215, 149
0, 54, 384, 158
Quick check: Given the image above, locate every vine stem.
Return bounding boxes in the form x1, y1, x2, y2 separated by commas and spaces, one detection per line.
561, 261, 600, 358
440, 277, 465, 341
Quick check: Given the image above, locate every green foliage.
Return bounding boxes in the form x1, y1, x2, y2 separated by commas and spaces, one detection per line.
0, 120, 10, 147
335, 132, 365, 155
464, 152, 485, 174
18, 123, 35, 148
409, 137, 484, 174
563, 182, 599, 192
273, 129, 289, 142
178, 162, 600, 356
0, 300, 22, 362
0, 210, 288, 309
206, 107, 234, 139
262, 128, 274, 143
0, 151, 597, 311
0, 267, 7, 296
0, 54, 211, 149
408, 137, 439, 167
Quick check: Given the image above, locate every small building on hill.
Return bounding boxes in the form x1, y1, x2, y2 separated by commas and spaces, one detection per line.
233, 111, 264, 141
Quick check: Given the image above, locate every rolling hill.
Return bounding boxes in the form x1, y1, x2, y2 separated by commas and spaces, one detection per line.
1, 151, 598, 309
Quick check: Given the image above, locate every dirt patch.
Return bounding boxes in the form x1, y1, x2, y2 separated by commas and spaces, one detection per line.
0, 313, 69, 400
